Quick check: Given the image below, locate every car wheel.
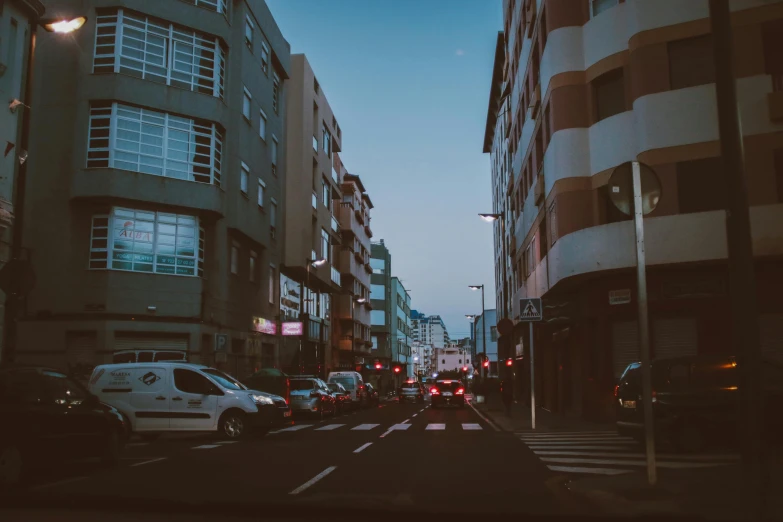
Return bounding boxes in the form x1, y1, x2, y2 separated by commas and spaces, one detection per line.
219, 411, 247, 439
100, 429, 121, 467
0, 445, 23, 489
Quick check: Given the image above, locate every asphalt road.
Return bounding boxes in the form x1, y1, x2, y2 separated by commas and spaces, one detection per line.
0, 398, 581, 519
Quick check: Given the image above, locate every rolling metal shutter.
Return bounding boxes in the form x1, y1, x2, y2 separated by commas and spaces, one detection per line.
114, 334, 189, 352
652, 318, 698, 360
760, 313, 783, 363
612, 321, 639, 378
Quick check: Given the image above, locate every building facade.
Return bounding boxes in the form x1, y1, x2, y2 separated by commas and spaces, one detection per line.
390, 276, 411, 374
0, 0, 44, 362
332, 170, 373, 371
485, 0, 783, 420
433, 346, 471, 374
280, 53, 343, 377
474, 309, 498, 376
369, 239, 392, 365
15, 0, 290, 379
411, 313, 450, 349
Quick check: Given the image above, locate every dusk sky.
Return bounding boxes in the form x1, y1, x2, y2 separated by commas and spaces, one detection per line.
267, 0, 502, 339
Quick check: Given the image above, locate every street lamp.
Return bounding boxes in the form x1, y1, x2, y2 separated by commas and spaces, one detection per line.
299, 257, 326, 376
41, 16, 87, 33
478, 213, 502, 223
469, 285, 486, 381
350, 296, 366, 372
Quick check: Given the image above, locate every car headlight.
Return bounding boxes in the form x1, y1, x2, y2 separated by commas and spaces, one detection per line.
251, 394, 274, 405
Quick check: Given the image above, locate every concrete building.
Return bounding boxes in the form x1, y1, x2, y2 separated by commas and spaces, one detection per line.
484, 0, 783, 420
332, 169, 373, 371
15, 0, 290, 379
411, 313, 450, 349
280, 53, 343, 377
433, 346, 471, 374
369, 239, 392, 364
0, 0, 45, 362
474, 309, 498, 376
390, 276, 412, 374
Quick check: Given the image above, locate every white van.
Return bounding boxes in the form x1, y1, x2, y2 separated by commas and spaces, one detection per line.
88, 362, 291, 439
327, 371, 366, 409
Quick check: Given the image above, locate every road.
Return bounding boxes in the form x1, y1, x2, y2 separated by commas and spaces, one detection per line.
0, 398, 582, 519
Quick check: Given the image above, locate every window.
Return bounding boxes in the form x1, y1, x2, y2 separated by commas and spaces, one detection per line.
593, 68, 626, 122
87, 102, 224, 186
261, 41, 270, 75
259, 109, 267, 140
244, 15, 254, 49
182, 0, 228, 16
677, 157, 726, 213
490, 327, 498, 342
89, 207, 204, 277
243, 87, 252, 120
668, 35, 715, 90
322, 178, 330, 208
269, 265, 276, 304
257, 178, 266, 208
272, 72, 280, 113
370, 258, 385, 274
371, 310, 386, 326
230, 241, 239, 274
321, 228, 330, 261
174, 368, 214, 394
270, 199, 278, 234
271, 136, 278, 176
40, 371, 88, 406
93, 9, 226, 99
240, 161, 249, 194
549, 201, 558, 245
249, 250, 257, 282
371, 283, 386, 299
591, 0, 618, 17
322, 124, 332, 157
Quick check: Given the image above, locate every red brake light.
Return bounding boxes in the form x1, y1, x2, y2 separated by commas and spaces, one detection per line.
442, 380, 452, 384
430, 387, 440, 395
613, 385, 619, 398
456, 388, 465, 395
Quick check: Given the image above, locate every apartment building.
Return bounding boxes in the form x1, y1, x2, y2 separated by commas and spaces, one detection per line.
332, 169, 373, 370
280, 53, 343, 377
0, 0, 45, 362
411, 313, 450, 349
13, 0, 290, 378
484, 0, 783, 421
370, 239, 392, 364
390, 276, 412, 374
433, 346, 471, 374
474, 309, 498, 376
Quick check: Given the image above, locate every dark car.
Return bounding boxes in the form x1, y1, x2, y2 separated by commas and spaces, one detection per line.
0, 366, 127, 489
326, 383, 351, 414
398, 380, 425, 403
364, 382, 380, 407
615, 355, 783, 452
242, 368, 291, 406
430, 379, 466, 408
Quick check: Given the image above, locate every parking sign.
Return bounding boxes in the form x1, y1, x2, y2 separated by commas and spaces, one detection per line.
214, 333, 229, 352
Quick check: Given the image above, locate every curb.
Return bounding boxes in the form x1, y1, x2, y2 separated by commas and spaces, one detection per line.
566, 477, 683, 517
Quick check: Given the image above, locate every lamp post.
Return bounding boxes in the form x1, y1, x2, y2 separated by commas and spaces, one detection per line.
2, 14, 87, 364
468, 286, 486, 381
354, 297, 366, 371
300, 258, 326, 375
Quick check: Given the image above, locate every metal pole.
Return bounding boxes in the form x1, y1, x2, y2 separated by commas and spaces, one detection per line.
529, 322, 535, 430
632, 161, 656, 486
708, 2, 764, 518
481, 286, 486, 381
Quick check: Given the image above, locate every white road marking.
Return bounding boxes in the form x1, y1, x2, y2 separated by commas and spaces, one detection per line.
467, 400, 500, 431
29, 476, 87, 491
354, 443, 372, 454
130, 457, 168, 467
524, 440, 637, 446
426, 423, 446, 430
547, 465, 633, 475
270, 424, 313, 434
533, 450, 739, 460
351, 423, 380, 431
315, 424, 345, 431
527, 444, 638, 450
411, 413, 417, 417
519, 436, 635, 442
216, 441, 239, 444
193, 444, 220, 449
462, 423, 483, 430
402, 418, 410, 424
540, 457, 728, 469
380, 423, 411, 438
518, 431, 618, 437
289, 466, 337, 495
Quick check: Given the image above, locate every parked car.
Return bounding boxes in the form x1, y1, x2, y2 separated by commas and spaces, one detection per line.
242, 368, 290, 406
327, 371, 366, 410
0, 365, 127, 489
326, 382, 351, 414
289, 376, 336, 419
89, 362, 290, 440
365, 382, 380, 407
615, 355, 783, 452
398, 379, 425, 403
430, 379, 466, 409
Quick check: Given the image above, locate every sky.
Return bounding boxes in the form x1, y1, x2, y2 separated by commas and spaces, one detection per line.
267, 0, 502, 340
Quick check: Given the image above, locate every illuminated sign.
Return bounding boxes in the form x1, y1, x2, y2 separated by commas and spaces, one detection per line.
253, 317, 277, 335
282, 322, 303, 336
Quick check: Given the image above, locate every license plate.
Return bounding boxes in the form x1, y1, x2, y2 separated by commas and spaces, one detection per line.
622, 400, 636, 409
284, 410, 292, 417
443, 392, 453, 397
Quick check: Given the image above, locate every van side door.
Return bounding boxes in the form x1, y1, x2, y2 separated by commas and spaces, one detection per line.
171, 368, 220, 431
130, 367, 171, 432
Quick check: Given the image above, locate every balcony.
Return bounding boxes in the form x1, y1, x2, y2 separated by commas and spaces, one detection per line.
364, 223, 373, 238
337, 202, 364, 237
364, 262, 372, 274
331, 266, 341, 287
354, 208, 364, 224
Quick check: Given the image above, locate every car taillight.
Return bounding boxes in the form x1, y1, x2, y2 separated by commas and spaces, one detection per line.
652, 389, 657, 403
430, 387, 440, 395
456, 388, 465, 395
613, 385, 619, 398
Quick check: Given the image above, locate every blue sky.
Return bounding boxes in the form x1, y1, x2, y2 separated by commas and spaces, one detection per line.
267, 0, 501, 339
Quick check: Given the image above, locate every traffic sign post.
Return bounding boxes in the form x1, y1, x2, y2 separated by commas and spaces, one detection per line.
214, 333, 229, 352
519, 298, 542, 430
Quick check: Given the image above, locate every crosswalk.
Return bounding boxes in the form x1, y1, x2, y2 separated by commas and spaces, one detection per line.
517, 430, 739, 476
269, 422, 485, 434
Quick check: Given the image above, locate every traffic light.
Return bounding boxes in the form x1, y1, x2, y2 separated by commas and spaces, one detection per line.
483, 359, 489, 368
374, 362, 382, 370
506, 358, 513, 367
391, 363, 406, 374
462, 366, 468, 372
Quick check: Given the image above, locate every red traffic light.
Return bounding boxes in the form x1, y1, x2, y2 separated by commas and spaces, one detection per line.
506, 359, 513, 367
462, 366, 468, 372
483, 360, 489, 368
374, 363, 382, 370
393, 366, 401, 373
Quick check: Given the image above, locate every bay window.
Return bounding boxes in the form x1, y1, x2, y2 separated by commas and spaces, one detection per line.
87, 102, 224, 186
94, 8, 227, 99
90, 207, 204, 277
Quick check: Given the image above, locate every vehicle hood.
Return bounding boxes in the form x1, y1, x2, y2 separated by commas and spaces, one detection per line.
246, 389, 285, 402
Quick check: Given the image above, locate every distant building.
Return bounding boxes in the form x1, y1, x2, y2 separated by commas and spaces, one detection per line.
411, 313, 450, 349
370, 240, 392, 365
390, 277, 411, 375
475, 310, 498, 376
433, 346, 471, 374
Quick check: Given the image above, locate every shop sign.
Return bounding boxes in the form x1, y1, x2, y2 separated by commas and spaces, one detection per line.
253, 317, 277, 335
282, 322, 303, 336
609, 289, 631, 305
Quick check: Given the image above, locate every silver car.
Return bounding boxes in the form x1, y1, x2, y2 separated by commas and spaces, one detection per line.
289, 377, 336, 419
398, 380, 425, 403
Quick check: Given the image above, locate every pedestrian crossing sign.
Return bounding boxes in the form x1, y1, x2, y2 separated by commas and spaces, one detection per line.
519, 298, 542, 322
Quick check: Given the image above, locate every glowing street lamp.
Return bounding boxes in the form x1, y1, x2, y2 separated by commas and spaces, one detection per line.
41, 16, 87, 33
478, 213, 502, 223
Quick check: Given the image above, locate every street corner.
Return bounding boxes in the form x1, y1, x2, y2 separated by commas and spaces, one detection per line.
563, 472, 682, 518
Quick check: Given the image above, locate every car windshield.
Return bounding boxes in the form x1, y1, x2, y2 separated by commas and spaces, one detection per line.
291, 380, 315, 391
201, 369, 246, 390
330, 377, 355, 390
327, 383, 342, 392
402, 382, 420, 389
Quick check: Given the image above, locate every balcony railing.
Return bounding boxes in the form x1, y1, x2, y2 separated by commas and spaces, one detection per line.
331, 266, 341, 286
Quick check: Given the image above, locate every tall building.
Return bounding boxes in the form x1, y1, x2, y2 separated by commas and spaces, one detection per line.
485, 0, 783, 420
369, 239, 392, 365
390, 276, 412, 374
411, 313, 450, 349
280, 53, 343, 377
332, 169, 373, 370
0, 0, 45, 362
474, 309, 498, 376
15, 0, 290, 378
